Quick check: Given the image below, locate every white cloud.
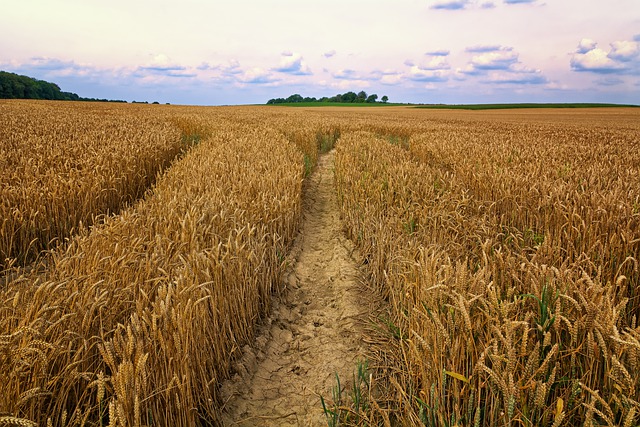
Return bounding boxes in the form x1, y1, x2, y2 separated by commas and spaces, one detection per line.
430, 0, 469, 10
25, 57, 77, 71
456, 64, 481, 77
483, 69, 548, 84
238, 67, 280, 84
571, 48, 626, 73
145, 54, 176, 70
471, 50, 519, 70
137, 54, 196, 77
466, 45, 511, 53
455, 45, 551, 87
5, 57, 130, 83
570, 37, 639, 74
323, 50, 336, 58
419, 56, 451, 70
272, 53, 312, 75
371, 69, 403, 85
425, 50, 450, 57
198, 59, 242, 76
403, 52, 450, 79
332, 69, 364, 80
430, 0, 539, 11
380, 74, 403, 85
408, 66, 448, 82
576, 38, 597, 54
371, 69, 401, 77
327, 79, 371, 90
608, 40, 640, 62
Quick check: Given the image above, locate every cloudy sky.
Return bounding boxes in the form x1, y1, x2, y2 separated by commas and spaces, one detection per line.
1, 0, 639, 105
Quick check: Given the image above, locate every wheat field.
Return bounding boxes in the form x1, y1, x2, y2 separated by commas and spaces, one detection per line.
1, 102, 639, 426
0, 101, 196, 271
334, 108, 640, 426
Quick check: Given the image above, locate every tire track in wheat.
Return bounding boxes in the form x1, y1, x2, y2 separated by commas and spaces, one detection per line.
219, 149, 368, 426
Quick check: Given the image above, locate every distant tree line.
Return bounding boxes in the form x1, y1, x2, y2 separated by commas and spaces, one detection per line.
0, 71, 126, 103
267, 91, 389, 104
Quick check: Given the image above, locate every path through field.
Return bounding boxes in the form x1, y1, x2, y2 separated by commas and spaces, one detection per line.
219, 150, 369, 426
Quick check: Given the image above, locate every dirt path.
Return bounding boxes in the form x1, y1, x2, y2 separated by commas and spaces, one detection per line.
219, 150, 369, 426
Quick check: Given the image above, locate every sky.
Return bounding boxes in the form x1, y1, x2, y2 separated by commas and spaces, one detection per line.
1, 0, 639, 105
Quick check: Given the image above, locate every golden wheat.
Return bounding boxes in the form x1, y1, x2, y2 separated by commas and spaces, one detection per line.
2, 103, 638, 426
334, 108, 640, 425
0, 100, 186, 271
0, 103, 343, 425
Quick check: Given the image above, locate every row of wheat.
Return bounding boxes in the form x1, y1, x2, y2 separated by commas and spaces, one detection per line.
334, 115, 640, 426
0, 101, 189, 271
0, 106, 317, 425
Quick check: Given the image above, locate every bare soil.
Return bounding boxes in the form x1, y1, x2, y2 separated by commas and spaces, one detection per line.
219, 150, 369, 426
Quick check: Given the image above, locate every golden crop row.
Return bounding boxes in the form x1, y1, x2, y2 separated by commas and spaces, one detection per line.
334, 111, 640, 426
0, 101, 188, 270
0, 107, 324, 425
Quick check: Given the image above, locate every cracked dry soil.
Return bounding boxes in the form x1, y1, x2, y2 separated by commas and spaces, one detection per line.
219, 150, 369, 426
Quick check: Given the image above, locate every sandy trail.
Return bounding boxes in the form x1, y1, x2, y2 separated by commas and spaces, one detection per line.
219, 150, 368, 426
